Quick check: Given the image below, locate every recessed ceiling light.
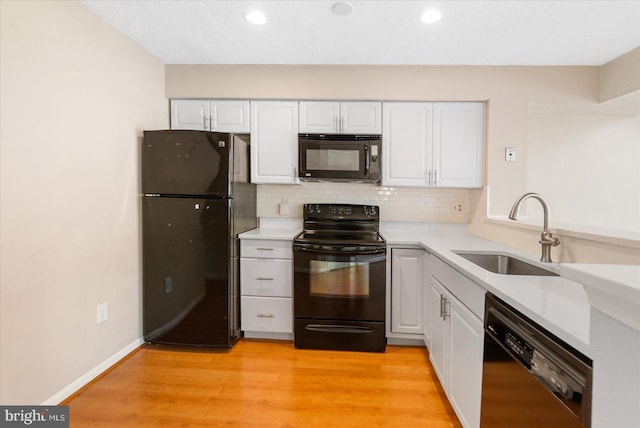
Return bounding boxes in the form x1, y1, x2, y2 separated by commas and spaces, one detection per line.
245, 10, 267, 25
332, 2, 353, 16
420, 9, 442, 24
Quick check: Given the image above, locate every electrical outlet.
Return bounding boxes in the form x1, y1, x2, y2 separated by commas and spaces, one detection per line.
505, 147, 516, 162
97, 302, 108, 324
451, 201, 464, 214
279, 197, 291, 216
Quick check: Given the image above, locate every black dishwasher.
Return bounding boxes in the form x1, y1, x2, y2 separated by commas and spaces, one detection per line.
480, 293, 592, 428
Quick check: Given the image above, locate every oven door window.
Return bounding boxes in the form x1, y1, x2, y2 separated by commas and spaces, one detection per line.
294, 248, 386, 322
310, 260, 369, 297
305, 148, 360, 172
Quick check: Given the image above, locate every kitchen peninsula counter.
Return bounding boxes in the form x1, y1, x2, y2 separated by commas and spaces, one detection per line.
380, 222, 592, 357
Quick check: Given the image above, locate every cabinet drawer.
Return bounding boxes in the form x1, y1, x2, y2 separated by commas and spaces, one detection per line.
241, 297, 293, 333
241, 258, 292, 297
430, 254, 485, 319
241, 239, 292, 259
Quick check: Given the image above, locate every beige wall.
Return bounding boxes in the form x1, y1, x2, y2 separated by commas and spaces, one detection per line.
165, 64, 600, 217
0, 1, 167, 404
600, 47, 640, 102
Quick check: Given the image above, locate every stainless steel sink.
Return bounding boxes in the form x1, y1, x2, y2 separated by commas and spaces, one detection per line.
453, 251, 559, 276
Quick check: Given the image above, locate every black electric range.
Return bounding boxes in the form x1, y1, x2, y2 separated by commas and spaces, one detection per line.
293, 203, 387, 352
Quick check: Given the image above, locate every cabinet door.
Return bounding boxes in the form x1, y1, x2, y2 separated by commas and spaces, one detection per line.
448, 294, 484, 428
382, 102, 433, 187
429, 278, 448, 389
241, 296, 293, 333
250, 101, 299, 184
422, 254, 432, 348
211, 100, 250, 133
299, 101, 340, 133
240, 258, 292, 297
432, 102, 484, 188
391, 248, 425, 334
170, 99, 209, 130
341, 102, 382, 134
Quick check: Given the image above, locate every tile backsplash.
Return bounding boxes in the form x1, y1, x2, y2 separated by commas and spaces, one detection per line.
258, 182, 472, 223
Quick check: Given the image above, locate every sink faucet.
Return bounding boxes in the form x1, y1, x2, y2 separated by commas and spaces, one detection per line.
508, 192, 560, 263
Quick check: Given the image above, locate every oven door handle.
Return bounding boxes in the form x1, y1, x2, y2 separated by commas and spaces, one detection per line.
305, 324, 375, 334
294, 244, 386, 255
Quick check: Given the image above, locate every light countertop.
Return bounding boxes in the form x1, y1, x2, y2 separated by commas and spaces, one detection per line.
380, 222, 592, 357
239, 218, 302, 241
560, 263, 640, 332
240, 219, 640, 358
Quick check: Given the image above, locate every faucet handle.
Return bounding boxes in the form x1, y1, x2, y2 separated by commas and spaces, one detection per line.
539, 233, 560, 247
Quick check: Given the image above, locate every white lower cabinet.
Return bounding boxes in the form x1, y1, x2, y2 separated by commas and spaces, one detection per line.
390, 248, 427, 337
428, 255, 484, 428
240, 296, 293, 334
240, 239, 293, 339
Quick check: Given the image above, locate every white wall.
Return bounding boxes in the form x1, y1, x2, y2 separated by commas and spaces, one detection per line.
0, 1, 167, 404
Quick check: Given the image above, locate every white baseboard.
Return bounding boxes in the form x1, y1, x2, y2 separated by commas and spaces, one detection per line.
42, 337, 144, 405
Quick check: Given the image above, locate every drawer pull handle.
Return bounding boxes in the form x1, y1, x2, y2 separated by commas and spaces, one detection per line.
257, 277, 274, 281
257, 313, 275, 318
257, 248, 274, 251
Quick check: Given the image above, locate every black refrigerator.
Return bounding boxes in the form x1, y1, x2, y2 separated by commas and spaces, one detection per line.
141, 130, 256, 348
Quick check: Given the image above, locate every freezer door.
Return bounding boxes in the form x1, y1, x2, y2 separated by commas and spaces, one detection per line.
142, 130, 230, 196
142, 196, 236, 347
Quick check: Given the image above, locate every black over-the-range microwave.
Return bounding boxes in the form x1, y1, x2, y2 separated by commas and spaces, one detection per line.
298, 134, 381, 183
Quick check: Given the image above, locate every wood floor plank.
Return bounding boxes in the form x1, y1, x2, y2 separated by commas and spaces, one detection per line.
64, 339, 462, 428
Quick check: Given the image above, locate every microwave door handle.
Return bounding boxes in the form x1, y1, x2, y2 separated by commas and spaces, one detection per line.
364, 145, 370, 175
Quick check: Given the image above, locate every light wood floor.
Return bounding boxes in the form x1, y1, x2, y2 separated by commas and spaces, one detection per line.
63, 339, 462, 428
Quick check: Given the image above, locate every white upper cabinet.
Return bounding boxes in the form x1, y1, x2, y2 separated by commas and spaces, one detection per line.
382, 102, 484, 188
170, 99, 209, 130
298, 101, 340, 133
250, 101, 299, 184
382, 102, 433, 187
171, 99, 250, 133
433, 102, 484, 188
299, 101, 381, 134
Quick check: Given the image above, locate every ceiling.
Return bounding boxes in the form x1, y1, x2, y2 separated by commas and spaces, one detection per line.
81, 0, 640, 66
